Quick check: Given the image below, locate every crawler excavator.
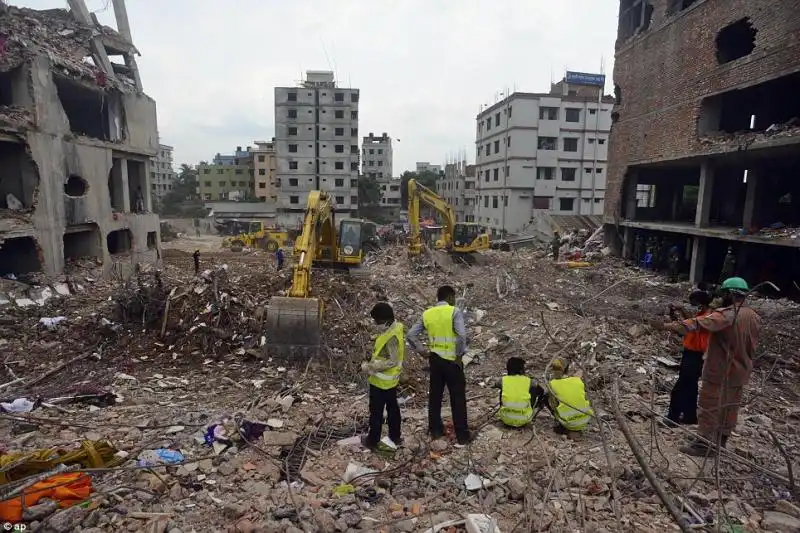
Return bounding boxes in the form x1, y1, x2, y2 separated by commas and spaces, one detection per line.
407, 179, 490, 259
266, 191, 365, 348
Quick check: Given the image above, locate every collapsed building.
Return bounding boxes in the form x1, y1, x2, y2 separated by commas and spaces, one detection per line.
0, 0, 160, 278
605, 0, 800, 295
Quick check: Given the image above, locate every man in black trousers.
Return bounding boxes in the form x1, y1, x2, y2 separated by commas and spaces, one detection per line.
408, 285, 471, 447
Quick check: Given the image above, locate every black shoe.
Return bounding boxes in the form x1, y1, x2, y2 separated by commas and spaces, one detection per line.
454, 432, 473, 448
681, 418, 698, 425
360, 435, 378, 450
429, 429, 444, 440
660, 416, 679, 428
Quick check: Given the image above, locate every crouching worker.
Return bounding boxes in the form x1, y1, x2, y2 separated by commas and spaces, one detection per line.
494, 357, 542, 427
360, 302, 404, 450
545, 359, 593, 435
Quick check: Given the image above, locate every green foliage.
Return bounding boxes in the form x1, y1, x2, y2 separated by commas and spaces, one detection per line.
358, 175, 382, 207
159, 164, 203, 216
400, 170, 439, 206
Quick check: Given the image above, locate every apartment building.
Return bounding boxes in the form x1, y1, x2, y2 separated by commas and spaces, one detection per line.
150, 143, 176, 207
252, 139, 277, 202
416, 162, 442, 175
436, 161, 477, 223
376, 177, 403, 218
474, 74, 614, 237
274, 71, 360, 227
0, 1, 160, 277
606, 0, 800, 290
362, 133, 393, 178
196, 146, 255, 201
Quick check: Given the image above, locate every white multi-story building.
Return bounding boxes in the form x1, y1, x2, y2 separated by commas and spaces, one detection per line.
274, 71, 360, 227
416, 162, 442, 175
436, 161, 477, 223
474, 76, 614, 237
362, 133, 392, 178
376, 177, 403, 218
150, 143, 176, 206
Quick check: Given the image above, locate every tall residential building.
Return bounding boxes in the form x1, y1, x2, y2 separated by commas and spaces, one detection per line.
274, 71, 360, 227
150, 143, 176, 207
362, 133, 392, 178
606, 0, 800, 286
416, 162, 442, 175
252, 139, 277, 202
197, 146, 255, 201
474, 75, 614, 237
436, 161, 477, 223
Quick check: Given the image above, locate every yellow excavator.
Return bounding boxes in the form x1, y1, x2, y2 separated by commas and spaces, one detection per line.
407, 179, 490, 258
266, 191, 364, 347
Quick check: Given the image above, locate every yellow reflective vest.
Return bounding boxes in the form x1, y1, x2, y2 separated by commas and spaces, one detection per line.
549, 376, 593, 431
422, 305, 457, 361
368, 321, 405, 390
499, 375, 533, 427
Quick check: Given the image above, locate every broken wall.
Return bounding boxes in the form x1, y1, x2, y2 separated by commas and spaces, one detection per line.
605, 0, 800, 221
122, 93, 158, 154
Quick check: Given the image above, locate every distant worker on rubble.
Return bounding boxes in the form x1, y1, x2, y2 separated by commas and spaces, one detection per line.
275, 246, 285, 271
408, 285, 471, 446
360, 302, 405, 450
633, 234, 644, 265
650, 277, 761, 456
720, 246, 736, 283
135, 186, 145, 213
659, 290, 713, 426
492, 357, 539, 427
192, 249, 200, 276
543, 358, 593, 436
551, 232, 562, 262
668, 245, 681, 282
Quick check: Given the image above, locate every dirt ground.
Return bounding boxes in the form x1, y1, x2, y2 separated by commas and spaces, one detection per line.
0, 237, 798, 533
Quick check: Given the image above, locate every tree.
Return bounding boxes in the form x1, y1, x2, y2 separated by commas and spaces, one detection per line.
159, 164, 202, 216
400, 170, 439, 207
358, 175, 382, 207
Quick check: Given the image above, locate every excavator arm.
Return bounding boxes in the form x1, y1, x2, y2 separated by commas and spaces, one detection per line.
267, 191, 336, 347
407, 179, 457, 256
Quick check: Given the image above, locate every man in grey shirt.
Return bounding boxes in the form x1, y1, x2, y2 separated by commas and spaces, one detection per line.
407, 285, 471, 446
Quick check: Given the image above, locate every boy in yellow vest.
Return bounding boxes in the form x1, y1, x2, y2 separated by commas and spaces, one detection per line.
493, 357, 543, 427
360, 302, 405, 450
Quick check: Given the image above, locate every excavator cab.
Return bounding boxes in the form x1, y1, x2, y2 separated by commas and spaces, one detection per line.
337, 220, 363, 265
453, 223, 491, 253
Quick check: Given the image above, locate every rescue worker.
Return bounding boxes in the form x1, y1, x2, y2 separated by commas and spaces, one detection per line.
407, 285, 471, 446
493, 357, 539, 427
192, 249, 200, 276
633, 234, 644, 265
720, 246, 736, 284
545, 359, 593, 435
275, 247, 285, 271
660, 290, 713, 425
551, 232, 561, 262
668, 245, 681, 282
360, 302, 404, 449
650, 277, 761, 456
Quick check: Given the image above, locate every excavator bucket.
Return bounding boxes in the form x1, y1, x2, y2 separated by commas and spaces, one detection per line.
266, 297, 323, 347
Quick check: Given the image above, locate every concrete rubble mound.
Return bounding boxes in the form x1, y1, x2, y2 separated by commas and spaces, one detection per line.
0, 237, 797, 532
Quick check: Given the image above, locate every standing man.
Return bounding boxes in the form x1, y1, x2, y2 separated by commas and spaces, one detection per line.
551, 232, 561, 262
668, 245, 681, 282
192, 249, 200, 276
360, 302, 404, 450
135, 187, 145, 213
720, 246, 736, 283
408, 285, 471, 446
633, 234, 644, 266
275, 247, 285, 271
650, 278, 761, 456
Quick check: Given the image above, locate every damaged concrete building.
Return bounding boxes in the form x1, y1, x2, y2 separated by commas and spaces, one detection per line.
0, 0, 160, 278
605, 0, 800, 293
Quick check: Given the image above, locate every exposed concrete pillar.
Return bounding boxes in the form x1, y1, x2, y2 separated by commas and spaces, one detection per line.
121, 158, 131, 212
695, 163, 714, 228
624, 170, 638, 220
689, 236, 707, 283
622, 226, 634, 259
742, 169, 760, 230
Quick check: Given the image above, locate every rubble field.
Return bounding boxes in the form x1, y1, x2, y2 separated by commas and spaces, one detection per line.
0, 238, 798, 533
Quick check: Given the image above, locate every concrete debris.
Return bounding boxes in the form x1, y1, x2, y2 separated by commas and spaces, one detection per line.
0, 235, 796, 532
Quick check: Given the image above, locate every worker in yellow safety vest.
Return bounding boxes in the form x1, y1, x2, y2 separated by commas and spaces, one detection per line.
545, 358, 593, 434
493, 357, 540, 427
407, 285, 471, 446
360, 302, 405, 449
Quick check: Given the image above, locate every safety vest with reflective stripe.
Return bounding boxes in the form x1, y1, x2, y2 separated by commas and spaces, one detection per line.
368, 321, 405, 390
549, 377, 593, 431
422, 305, 457, 361
499, 375, 533, 427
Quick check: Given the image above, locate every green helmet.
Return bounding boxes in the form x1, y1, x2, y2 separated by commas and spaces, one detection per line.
721, 277, 749, 293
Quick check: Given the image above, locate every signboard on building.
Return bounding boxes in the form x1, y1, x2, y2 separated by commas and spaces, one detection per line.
565, 71, 606, 87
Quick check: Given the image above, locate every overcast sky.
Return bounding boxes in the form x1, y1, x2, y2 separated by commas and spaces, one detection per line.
14, 0, 619, 172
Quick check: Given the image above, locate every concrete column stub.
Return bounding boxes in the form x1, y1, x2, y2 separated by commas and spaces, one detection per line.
695, 163, 714, 228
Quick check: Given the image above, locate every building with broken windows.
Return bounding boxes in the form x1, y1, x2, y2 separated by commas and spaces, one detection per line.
0, 1, 160, 278
606, 0, 800, 292
362, 132, 392, 179
150, 142, 176, 208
